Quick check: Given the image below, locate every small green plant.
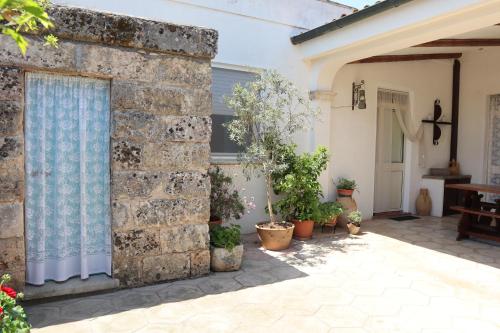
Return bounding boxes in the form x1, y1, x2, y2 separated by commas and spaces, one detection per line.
208, 166, 245, 222
273, 145, 329, 221
336, 178, 358, 190
317, 201, 343, 225
1, 0, 59, 55
0, 274, 30, 333
347, 210, 362, 227
210, 224, 241, 251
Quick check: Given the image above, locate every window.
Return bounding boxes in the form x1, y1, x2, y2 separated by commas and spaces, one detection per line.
211, 67, 257, 157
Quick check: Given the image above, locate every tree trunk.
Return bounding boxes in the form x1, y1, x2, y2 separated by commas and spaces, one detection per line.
265, 174, 275, 223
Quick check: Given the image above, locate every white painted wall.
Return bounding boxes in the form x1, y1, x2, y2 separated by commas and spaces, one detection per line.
459, 49, 500, 183
51, 0, 352, 233
331, 60, 454, 217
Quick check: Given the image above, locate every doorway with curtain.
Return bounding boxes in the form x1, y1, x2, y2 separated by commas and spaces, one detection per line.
486, 94, 500, 201
374, 89, 422, 214
24, 72, 112, 286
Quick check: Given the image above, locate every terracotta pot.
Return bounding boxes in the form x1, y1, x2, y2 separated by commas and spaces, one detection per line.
256, 222, 294, 251
347, 223, 361, 235
337, 189, 354, 197
291, 219, 315, 240
208, 217, 223, 230
324, 216, 338, 227
337, 196, 357, 228
210, 244, 244, 272
416, 188, 432, 216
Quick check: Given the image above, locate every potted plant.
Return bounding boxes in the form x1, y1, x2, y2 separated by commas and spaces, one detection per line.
273, 145, 329, 240
210, 224, 244, 272
208, 166, 245, 228
336, 178, 358, 197
346, 210, 362, 235
317, 201, 344, 232
0, 274, 30, 333
225, 70, 318, 250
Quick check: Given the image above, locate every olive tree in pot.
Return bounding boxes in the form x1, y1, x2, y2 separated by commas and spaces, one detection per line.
273, 145, 330, 240
225, 70, 318, 251
208, 166, 245, 228
210, 224, 243, 271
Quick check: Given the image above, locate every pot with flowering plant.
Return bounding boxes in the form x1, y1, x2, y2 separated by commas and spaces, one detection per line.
225, 70, 319, 250
317, 201, 344, 233
347, 210, 363, 235
0, 274, 30, 332
208, 166, 245, 228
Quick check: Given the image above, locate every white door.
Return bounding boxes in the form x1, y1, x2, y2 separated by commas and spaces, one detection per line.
374, 103, 405, 213
486, 95, 500, 201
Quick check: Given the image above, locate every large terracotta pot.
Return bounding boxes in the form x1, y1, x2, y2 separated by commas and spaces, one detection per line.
256, 222, 294, 251
337, 196, 357, 228
291, 220, 315, 240
337, 189, 354, 197
210, 245, 244, 272
416, 188, 432, 216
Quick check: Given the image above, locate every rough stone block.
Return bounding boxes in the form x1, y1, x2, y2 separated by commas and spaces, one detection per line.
111, 201, 134, 231
112, 111, 211, 143
160, 224, 209, 254
164, 171, 210, 197
112, 255, 142, 287
142, 253, 190, 283
0, 237, 25, 272
0, 102, 22, 136
135, 198, 209, 227
190, 250, 210, 277
0, 66, 23, 101
113, 228, 160, 257
47, 6, 217, 59
112, 140, 143, 170
112, 81, 185, 115
0, 35, 77, 72
142, 142, 210, 171
0, 167, 23, 202
0, 203, 23, 238
0, 136, 22, 162
112, 171, 162, 199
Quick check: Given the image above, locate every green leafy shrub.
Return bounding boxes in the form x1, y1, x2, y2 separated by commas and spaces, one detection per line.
209, 166, 245, 221
336, 178, 358, 190
0, 274, 30, 333
347, 210, 363, 226
210, 224, 241, 251
273, 145, 329, 221
316, 201, 344, 225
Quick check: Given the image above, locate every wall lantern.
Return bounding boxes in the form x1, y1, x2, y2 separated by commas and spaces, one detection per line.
352, 80, 366, 110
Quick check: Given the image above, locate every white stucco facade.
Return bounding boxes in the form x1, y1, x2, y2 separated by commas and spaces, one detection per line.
53, 0, 500, 233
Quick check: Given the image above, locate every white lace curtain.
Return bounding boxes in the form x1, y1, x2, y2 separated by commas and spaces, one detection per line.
377, 89, 425, 167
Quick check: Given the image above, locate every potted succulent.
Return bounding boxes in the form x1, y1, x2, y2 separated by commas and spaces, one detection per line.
273, 145, 329, 240
336, 178, 358, 197
208, 166, 245, 228
317, 201, 344, 232
0, 274, 30, 333
225, 70, 319, 250
210, 224, 244, 272
346, 210, 362, 235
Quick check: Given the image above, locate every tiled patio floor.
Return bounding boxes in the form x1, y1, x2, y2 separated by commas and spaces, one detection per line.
25, 216, 500, 333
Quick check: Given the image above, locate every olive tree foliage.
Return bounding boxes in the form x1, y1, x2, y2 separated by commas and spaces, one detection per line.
0, 0, 58, 55
225, 70, 319, 223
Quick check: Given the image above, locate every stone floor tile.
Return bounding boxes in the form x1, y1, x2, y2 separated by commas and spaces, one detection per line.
316, 305, 368, 328
271, 315, 330, 333
91, 309, 148, 333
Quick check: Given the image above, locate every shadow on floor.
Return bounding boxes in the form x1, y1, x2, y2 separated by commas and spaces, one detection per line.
25, 232, 324, 329
364, 215, 500, 269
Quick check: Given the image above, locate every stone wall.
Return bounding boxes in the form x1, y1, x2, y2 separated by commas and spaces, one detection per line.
0, 6, 217, 288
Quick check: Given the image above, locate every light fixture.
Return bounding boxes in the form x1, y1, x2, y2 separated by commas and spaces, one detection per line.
352, 80, 366, 110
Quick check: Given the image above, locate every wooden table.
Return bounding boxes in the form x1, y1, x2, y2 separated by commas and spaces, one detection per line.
445, 183, 500, 242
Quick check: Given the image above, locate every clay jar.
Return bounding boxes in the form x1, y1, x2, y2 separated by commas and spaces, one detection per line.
416, 188, 432, 216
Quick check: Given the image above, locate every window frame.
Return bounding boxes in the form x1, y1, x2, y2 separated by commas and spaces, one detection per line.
210, 63, 261, 164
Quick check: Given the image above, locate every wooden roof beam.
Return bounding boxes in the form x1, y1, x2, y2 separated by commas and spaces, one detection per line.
349, 53, 462, 64
414, 39, 500, 47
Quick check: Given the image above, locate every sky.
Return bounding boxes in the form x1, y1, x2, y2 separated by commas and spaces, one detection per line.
341, 0, 378, 9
